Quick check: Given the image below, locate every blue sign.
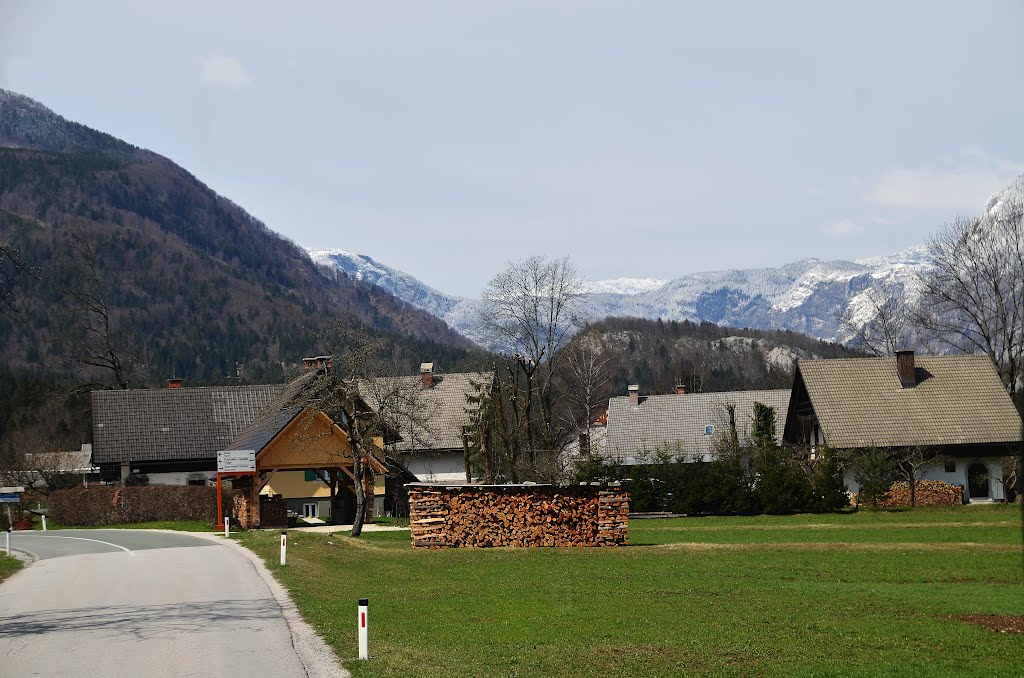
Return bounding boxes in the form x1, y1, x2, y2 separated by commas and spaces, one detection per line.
0, 493, 20, 503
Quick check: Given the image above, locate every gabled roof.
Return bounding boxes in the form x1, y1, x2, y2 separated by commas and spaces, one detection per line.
605, 389, 791, 462
91, 384, 284, 464
787, 355, 1022, 449
358, 372, 493, 452
224, 372, 320, 453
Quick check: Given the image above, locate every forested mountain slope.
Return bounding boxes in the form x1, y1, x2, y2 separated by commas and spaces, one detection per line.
0, 89, 476, 388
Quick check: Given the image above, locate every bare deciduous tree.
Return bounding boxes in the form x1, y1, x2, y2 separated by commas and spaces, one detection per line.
57, 229, 138, 389
0, 235, 38, 320
840, 281, 914, 357
562, 336, 612, 459
479, 255, 583, 474
915, 201, 1024, 405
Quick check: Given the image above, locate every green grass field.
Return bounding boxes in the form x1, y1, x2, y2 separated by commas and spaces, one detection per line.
239, 506, 1024, 677
0, 553, 22, 585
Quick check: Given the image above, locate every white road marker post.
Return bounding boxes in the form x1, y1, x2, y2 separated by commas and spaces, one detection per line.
41, 515, 47, 531
358, 598, 369, 660
224, 515, 230, 538
280, 531, 287, 566
5, 528, 10, 556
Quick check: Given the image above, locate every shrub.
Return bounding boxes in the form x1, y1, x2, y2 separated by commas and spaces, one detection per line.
49, 485, 217, 526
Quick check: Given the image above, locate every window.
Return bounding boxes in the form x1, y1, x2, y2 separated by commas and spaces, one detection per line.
303, 502, 318, 518
304, 470, 318, 482
704, 425, 714, 436
944, 461, 956, 473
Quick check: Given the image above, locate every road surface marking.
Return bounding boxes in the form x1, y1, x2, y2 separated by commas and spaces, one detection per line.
18, 534, 135, 556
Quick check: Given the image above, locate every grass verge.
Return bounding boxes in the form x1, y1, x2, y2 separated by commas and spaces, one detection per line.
0, 554, 23, 585
239, 505, 1024, 677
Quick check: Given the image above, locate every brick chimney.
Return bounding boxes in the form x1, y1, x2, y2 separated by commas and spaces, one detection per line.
675, 384, 686, 395
628, 384, 640, 406
167, 378, 183, 389
303, 356, 333, 372
420, 362, 434, 388
896, 350, 916, 388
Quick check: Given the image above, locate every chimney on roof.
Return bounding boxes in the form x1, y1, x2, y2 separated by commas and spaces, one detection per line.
420, 362, 434, 388
167, 378, 183, 389
896, 349, 916, 388
628, 384, 640, 406
303, 356, 333, 373
675, 384, 686, 395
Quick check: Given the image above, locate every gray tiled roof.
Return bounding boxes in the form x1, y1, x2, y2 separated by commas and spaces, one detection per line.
791, 355, 1022, 449
358, 372, 493, 452
91, 385, 284, 464
604, 389, 792, 462
225, 370, 361, 453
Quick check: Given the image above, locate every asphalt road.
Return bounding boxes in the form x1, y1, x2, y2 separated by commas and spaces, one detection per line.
0, 530, 343, 677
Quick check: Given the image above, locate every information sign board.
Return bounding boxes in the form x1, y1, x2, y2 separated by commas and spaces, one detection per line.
217, 450, 256, 473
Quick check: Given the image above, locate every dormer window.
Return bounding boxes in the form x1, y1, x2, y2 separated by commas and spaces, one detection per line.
704, 425, 714, 436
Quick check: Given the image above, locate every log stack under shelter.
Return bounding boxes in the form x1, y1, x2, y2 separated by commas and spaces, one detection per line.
409, 483, 629, 548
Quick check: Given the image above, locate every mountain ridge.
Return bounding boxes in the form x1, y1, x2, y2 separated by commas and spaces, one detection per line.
0, 89, 478, 386
307, 172, 1024, 350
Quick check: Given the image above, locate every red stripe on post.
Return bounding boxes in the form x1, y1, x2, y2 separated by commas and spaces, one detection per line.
361, 612, 366, 628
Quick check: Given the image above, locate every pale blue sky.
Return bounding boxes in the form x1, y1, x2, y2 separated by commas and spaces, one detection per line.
2, 1, 1022, 296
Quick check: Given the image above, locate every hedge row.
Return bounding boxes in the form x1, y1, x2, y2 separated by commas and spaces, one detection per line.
49, 485, 218, 526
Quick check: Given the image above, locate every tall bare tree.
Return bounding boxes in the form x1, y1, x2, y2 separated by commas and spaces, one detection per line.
562, 336, 612, 458
479, 255, 582, 474
840, 280, 915, 357
58, 229, 137, 389
915, 200, 1024, 405
0, 236, 37, 320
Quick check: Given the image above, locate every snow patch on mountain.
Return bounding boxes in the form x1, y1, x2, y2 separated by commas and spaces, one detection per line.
580, 278, 668, 295
306, 171, 1023, 350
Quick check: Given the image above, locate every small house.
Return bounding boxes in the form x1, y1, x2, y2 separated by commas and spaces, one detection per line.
782, 351, 1023, 501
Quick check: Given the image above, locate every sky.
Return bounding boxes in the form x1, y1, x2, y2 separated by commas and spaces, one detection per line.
2, 1, 1023, 297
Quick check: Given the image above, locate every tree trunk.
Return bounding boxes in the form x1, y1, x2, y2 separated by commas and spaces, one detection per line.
344, 397, 367, 537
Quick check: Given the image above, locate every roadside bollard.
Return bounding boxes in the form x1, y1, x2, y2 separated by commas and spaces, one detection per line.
41, 515, 47, 531
5, 528, 10, 556
224, 516, 230, 538
358, 598, 369, 660
280, 531, 287, 566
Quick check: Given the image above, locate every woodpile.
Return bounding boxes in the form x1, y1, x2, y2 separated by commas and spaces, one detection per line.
409, 484, 629, 548
232, 490, 256, 529
853, 479, 964, 508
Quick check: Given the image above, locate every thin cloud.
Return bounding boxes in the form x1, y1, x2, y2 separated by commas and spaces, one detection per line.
820, 219, 863, 238
866, 157, 1023, 210
199, 55, 253, 88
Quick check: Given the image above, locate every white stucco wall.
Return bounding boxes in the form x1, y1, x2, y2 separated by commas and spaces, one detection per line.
138, 471, 215, 486
406, 452, 468, 483
843, 457, 1005, 502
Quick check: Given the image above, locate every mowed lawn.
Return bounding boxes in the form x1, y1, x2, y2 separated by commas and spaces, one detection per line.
240, 505, 1024, 677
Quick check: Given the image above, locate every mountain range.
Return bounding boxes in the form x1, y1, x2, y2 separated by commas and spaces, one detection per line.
307, 244, 932, 349
308, 171, 1023, 349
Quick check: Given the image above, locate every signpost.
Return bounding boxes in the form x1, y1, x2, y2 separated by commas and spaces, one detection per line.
1, 487, 22, 535
214, 452, 256, 531
217, 451, 256, 473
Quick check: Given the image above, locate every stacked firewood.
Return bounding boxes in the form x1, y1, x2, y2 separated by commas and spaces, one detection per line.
853, 479, 964, 508
880, 480, 964, 507
232, 491, 256, 529
409, 484, 629, 548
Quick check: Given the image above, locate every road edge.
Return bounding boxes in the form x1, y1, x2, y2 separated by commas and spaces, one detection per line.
177, 531, 350, 678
